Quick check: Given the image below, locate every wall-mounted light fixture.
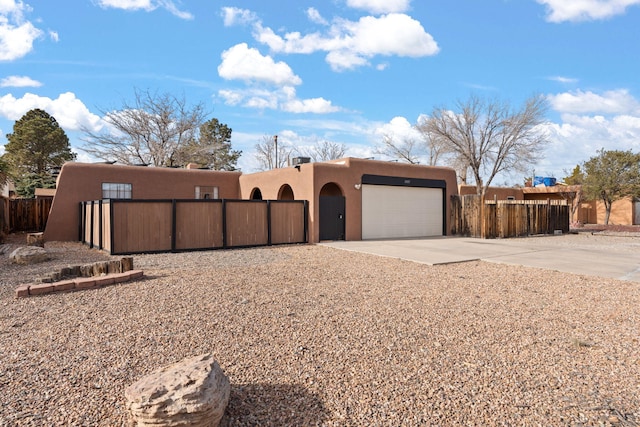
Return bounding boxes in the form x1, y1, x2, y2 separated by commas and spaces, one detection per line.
354, 183, 361, 190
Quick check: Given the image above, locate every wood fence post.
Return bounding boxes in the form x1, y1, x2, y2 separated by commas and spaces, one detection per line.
480, 194, 486, 239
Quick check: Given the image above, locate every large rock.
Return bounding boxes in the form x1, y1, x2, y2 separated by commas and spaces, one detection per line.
26, 232, 44, 247
9, 246, 49, 265
125, 353, 230, 427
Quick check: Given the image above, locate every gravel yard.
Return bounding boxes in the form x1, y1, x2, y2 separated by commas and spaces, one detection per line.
1, 234, 639, 426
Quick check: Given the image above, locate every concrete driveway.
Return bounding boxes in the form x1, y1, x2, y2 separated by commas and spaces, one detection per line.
321, 234, 640, 282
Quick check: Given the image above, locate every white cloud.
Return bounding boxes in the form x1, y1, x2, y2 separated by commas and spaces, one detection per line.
307, 7, 328, 25
49, 30, 59, 42
375, 116, 421, 140
218, 43, 302, 86
217, 86, 341, 114
282, 97, 339, 114
0, 0, 43, 61
346, 0, 411, 14
221, 7, 258, 26
548, 89, 640, 115
96, 0, 193, 19
346, 14, 436, 56
97, 0, 154, 12
161, 0, 193, 20
0, 92, 104, 132
0, 0, 30, 18
251, 12, 439, 71
218, 87, 281, 110
537, 0, 640, 22
548, 76, 578, 84
325, 49, 369, 71
0, 75, 42, 87
540, 114, 640, 175
217, 89, 244, 106
534, 88, 640, 176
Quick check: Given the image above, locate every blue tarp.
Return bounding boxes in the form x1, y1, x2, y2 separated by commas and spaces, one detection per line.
533, 176, 556, 186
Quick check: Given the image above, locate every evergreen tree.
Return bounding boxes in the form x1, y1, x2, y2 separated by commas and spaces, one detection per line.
182, 118, 241, 171
563, 165, 585, 185
0, 157, 9, 190
3, 109, 76, 197
582, 149, 640, 224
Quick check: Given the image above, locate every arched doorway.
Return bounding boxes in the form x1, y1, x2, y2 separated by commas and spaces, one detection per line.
278, 184, 294, 200
319, 182, 345, 240
250, 188, 263, 200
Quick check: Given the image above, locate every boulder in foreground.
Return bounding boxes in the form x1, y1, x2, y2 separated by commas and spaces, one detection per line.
125, 353, 230, 427
9, 246, 49, 265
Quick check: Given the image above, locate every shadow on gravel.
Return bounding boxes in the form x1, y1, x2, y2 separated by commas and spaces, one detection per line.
221, 383, 329, 426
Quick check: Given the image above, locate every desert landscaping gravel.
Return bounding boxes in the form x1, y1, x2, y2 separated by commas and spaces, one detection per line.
0, 234, 639, 426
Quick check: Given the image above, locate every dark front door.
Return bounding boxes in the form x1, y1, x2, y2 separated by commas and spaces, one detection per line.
319, 196, 345, 240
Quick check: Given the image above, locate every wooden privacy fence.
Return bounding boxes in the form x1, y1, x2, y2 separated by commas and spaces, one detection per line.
451, 195, 569, 238
0, 197, 8, 233
80, 198, 308, 255
2, 198, 53, 233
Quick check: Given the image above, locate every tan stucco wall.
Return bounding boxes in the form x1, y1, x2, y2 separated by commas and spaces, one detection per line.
459, 185, 524, 200
44, 162, 241, 242
240, 158, 458, 243
579, 201, 597, 224
594, 197, 634, 225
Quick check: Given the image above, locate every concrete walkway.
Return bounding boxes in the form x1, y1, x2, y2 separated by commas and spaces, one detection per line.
321, 234, 640, 282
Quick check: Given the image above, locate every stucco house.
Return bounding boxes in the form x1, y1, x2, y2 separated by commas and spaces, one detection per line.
44, 158, 458, 244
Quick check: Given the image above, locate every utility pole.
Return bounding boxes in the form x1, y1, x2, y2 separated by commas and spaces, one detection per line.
274, 135, 278, 169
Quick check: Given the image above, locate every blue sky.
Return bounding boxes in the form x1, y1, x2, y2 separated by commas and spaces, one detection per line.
1, 0, 639, 183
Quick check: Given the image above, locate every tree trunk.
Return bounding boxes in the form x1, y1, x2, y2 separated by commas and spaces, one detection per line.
459, 167, 467, 184
604, 199, 612, 225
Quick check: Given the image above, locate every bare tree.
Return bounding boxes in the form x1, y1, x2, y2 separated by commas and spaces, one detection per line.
428, 94, 549, 196
448, 155, 471, 184
81, 89, 207, 167
295, 139, 347, 162
374, 133, 422, 164
415, 118, 450, 166
254, 135, 292, 170
375, 118, 451, 166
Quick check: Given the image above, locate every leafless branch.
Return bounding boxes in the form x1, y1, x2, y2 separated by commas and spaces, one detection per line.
374, 133, 422, 164
81, 88, 207, 167
428, 94, 549, 195
295, 139, 347, 162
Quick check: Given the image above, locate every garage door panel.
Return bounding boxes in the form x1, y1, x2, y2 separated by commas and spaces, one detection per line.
362, 185, 442, 239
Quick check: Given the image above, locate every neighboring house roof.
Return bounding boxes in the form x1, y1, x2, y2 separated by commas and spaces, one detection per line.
1, 181, 16, 198
35, 188, 57, 198
522, 185, 582, 195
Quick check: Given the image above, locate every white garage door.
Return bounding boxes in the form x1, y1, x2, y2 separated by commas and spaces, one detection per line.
362, 185, 443, 239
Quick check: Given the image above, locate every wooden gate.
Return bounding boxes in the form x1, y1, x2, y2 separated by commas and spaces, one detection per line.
450, 195, 482, 237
